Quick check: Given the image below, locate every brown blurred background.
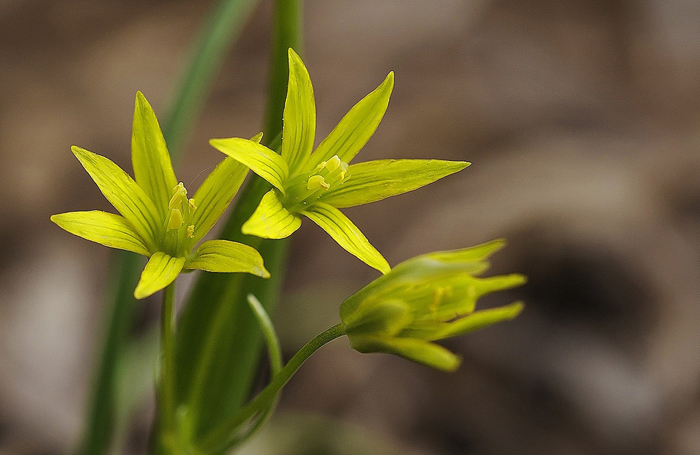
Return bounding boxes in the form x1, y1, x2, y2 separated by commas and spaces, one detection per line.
2, 0, 700, 454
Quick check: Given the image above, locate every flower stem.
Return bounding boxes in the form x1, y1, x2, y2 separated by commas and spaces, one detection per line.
159, 283, 178, 450
196, 323, 346, 453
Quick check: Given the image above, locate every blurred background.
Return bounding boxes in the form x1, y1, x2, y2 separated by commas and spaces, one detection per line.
2, 0, 700, 454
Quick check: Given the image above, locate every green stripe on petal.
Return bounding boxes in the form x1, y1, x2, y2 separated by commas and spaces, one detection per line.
131, 92, 178, 217
301, 202, 390, 274
191, 157, 248, 243
72, 146, 161, 250
282, 49, 316, 176
134, 252, 185, 299
241, 189, 302, 239
323, 159, 470, 208
209, 138, 289, 193
186, 239, 270, 278
310, 71, 394, 166
350, 335, 461, 372
51, 211, 150, 256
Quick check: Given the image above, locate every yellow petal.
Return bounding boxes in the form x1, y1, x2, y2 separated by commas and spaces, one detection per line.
282, 49, 316, 176
241, 190, 302, 239
134, 252, 185, 299
186, 240, 269, 278
51, 211, 150, 256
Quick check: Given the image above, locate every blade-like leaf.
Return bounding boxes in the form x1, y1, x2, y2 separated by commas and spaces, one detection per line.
51, 211, 150, 256
134, 252, 185, 299
192, 157, 249, 243
323, 159, 470, 208
350, 335, 461, 372
72, 146, 161, 250
187, 240, 270, 278
209, 138, 289, 193
282, 48, 316, 175
131, 92, 179, 218
246, 294, 282, 374
242, 189, 302, 239
301, 202, 390, 274
310, 72, 394, 166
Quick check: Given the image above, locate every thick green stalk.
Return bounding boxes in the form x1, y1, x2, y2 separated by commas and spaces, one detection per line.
196, 324, 346, 453
174, 0, 302, 443
77, 1, 260, 453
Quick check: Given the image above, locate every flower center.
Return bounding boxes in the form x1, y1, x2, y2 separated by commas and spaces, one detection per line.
283, 155, 348, 211
163, 182, 197, 257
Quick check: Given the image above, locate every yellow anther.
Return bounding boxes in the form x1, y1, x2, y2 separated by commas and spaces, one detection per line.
307, 175, 330, 190
314, 161, 327, 172
326, 155, 341, 172
168, 208, 183, 230
187, 225, 195, 239
169, 182, 187, 209
188, 198, 197, 211
430, 286, 451, 312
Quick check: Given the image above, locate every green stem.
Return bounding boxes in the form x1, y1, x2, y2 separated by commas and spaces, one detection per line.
159, 283, 178, 449
196, 324, 345, 453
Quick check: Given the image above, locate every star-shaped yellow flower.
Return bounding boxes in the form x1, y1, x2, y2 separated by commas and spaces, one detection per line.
209, 49, 470, 274
51, 92, 269, 299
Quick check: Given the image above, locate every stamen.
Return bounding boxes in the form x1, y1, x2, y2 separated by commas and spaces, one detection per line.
314, 161, 327, 172
307, 175, 330, 190
168, 208, 183, 230
188, 198, 197, 211
326, 155, 341, 172
187, 225, 195, 239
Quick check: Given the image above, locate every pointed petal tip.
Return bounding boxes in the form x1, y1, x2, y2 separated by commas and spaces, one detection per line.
288, 47, 301, 61
254, 265, 271, 279
507, 301, 526, 319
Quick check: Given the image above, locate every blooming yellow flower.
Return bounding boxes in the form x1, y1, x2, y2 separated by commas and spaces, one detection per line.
51, 92, 269, 299
210, 49, 470, 274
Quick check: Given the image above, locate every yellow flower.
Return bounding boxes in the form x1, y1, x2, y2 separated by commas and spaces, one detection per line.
51, 92, 269, 299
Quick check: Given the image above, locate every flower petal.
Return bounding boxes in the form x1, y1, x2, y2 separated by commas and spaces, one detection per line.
342, 299, 411, 338
282, 49, 316, 176
310, 71, 394, 166
430, 302, 524, 340
323, 159, 470, 208
209, 138, 289, 194
191, 157, 248, 243
51, 211, 150, 256
349, 335, 461, 372
134, 252, 185, 299
241, 190, 302, 239
72, 146, 161, 249
301, 203, 390, 274
131, 91, 178, 217
186, 240, 270, 278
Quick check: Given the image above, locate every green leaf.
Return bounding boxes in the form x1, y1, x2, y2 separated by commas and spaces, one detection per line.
131, 92, 179, 218
241, 189, 302, 239
51, 211, 150, 256
323, 159, 470, 208
309, 72, 394, 166
350, 335, 461, 372
301, 202, 390, 274
191, 157, 248, 243
71, 146, 160, 251
186, 240, 270, 278
209, 138, 289, 193
133, 252, 185, 299
282, 48, 316, 176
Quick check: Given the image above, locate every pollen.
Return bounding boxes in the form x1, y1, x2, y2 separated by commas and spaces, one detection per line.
187, 225, 195, 238
168, 208, 183, 230
307, 175, 330, 190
